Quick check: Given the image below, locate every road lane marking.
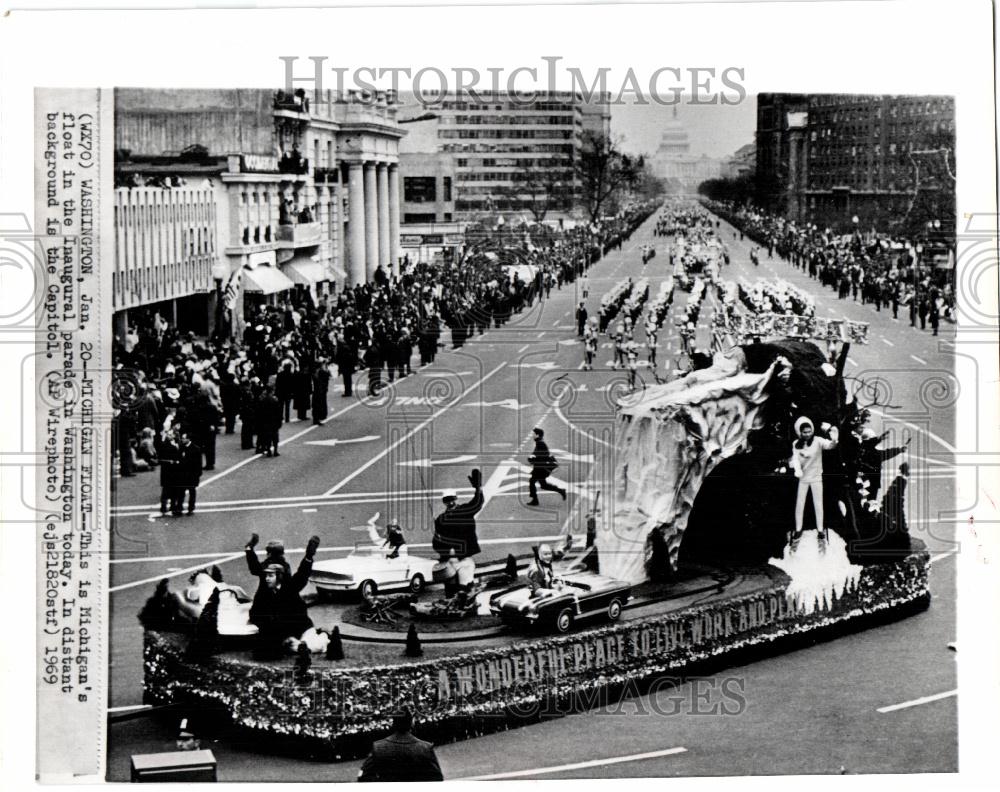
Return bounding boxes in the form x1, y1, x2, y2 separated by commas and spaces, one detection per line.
112, 485, 478, 515
196, 398, 363, 488
877, 690, 956, 714
881, 337, 895, 346
461, 747, 688, 779
554, 404, 616, 448
517, 344, 530, 353
109, 551, 247, 593
928, 550, 958, 565
302, 508, 317, 513
910, 354, 928, 365
322, 363, 507, 496
847, 357, 858, 367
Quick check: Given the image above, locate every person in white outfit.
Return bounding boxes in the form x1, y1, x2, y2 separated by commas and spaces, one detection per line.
790, 416, 839, 537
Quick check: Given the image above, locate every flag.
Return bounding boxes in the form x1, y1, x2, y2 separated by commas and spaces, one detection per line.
223, 267, 243, 310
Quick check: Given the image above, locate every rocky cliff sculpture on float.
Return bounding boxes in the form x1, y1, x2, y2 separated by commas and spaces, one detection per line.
597, 337, 910, 599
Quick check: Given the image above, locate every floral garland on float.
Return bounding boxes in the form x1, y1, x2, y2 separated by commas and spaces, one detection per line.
143, 542, 928, 759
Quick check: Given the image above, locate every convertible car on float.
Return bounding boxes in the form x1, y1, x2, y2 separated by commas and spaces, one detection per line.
310, 546, 437, 599
489, 572, 633, 633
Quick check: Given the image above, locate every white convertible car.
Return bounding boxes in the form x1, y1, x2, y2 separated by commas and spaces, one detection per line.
309, 546, 437, 599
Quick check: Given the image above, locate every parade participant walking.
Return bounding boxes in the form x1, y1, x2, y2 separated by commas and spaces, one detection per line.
790, 417, 839, 538
432, 469, 484, 604
358, 708, 443, 782
527, 428, 566, 506
612, 323, 626, 369
583, 320, 598, 371
576, 301, 588, 337
625, 338, 641, 390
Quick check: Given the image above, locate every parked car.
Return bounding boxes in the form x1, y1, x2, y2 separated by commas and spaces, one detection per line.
310, 546, 437, 599
489, 572, 632, 633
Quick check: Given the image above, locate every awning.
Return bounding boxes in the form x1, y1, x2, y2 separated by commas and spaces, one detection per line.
283, 259, 329, 286
242, 265, 294, 294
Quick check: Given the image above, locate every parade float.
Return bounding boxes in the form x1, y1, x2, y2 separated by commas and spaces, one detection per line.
141, 281, 929, 761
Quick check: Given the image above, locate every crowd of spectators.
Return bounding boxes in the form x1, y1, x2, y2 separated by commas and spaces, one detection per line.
111, 203, 658, 487
704, 200, 955, 333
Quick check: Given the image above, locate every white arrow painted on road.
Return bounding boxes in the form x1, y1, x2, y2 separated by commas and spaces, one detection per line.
558, 339, 580, 346
306, 435, 380, 448
462, 399, 533, 411
398, 454, 478, 468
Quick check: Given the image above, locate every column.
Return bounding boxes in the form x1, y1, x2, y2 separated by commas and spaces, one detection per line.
347, 163, 366, 287
387, 164, 401, 276
363, 162, 379, 280
377, 163, 391, 273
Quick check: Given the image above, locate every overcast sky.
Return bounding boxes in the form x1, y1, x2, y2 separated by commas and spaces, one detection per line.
612, 95, 757, 159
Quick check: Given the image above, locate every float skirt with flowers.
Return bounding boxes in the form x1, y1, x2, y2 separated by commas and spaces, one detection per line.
143, 541, 929, 760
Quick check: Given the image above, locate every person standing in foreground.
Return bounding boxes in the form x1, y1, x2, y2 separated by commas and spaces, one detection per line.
790, 416, 839, 538
527, 427, 566, 506
358, 708, 443, 782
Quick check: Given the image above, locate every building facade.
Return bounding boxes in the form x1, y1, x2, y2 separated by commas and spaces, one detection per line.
113, 88, 405, 338
396, 91, 609, 225
755, 93, 956, 235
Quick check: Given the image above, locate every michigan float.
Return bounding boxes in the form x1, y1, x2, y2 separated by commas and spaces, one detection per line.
141, 292, 928, 760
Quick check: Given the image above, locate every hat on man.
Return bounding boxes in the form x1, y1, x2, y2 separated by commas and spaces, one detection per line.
441, 489, 458, 503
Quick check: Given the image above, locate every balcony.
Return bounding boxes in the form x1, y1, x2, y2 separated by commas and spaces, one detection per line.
276, 221, 323, 247
273, 90, 310, 115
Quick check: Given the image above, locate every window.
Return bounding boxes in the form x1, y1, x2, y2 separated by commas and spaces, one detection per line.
403, 176, 437, 203
442, 177, 452, 202
404, 212, 436, 223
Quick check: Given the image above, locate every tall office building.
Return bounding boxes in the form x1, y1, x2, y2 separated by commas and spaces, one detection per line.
755, 93, 955, 235
397, 91, 611, 225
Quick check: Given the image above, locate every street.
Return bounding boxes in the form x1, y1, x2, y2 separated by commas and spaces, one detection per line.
107, 206, 958, 780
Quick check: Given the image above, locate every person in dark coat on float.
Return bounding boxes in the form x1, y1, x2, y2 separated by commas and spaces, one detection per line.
358, 707, 443, 782
432, 469, 484, 603
245, 533, 319, 650
312, 359, 331, 424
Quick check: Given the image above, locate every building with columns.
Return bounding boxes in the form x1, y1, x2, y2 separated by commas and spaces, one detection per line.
113, 88, 405, 339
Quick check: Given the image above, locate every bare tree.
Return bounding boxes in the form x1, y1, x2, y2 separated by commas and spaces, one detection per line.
574, 131, 645, 223
497, 161, 567, 223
